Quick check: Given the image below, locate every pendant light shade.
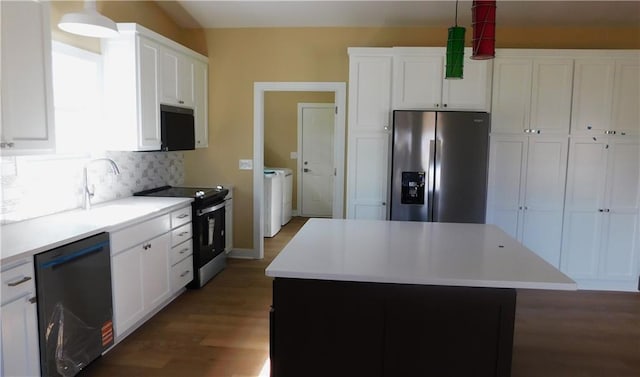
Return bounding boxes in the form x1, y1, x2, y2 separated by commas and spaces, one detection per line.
445, 26, 466, 79
58, 0, 119, 38
471, 0, 496, 60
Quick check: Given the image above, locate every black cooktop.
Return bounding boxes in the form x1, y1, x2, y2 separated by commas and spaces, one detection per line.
134, 185, 228, 203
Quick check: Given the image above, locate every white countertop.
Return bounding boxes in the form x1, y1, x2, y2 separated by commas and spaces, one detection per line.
265, 218, 577, 290
0, 196, 193, 266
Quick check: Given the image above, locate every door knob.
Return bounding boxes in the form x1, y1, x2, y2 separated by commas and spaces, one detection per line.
303, 168, 311, 172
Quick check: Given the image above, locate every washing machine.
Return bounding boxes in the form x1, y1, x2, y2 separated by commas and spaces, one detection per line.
265, 167, 293, 225
264, 170, 282, 237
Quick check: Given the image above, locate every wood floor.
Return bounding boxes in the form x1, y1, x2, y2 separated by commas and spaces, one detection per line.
83, 217, 640, 377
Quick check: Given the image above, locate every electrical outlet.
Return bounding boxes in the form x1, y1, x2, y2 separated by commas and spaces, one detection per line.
239, 159, 253, 170
290, 152, 298, 159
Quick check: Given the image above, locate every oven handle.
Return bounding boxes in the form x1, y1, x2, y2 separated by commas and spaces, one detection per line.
196, 202, 225, 216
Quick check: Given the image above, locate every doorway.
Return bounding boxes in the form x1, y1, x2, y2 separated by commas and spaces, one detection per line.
298, 103, 335, 217
253, 82, 346, 259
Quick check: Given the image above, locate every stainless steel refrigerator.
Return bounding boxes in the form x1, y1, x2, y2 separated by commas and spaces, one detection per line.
390, 110, 490, 223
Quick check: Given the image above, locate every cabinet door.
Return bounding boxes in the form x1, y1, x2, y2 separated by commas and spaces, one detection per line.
142, 233, 171, 310
1, 296, 40, 377
393, 54, 443, 110
349, 55, 392, 132
442, 51, 492, 111
112, 246, 144, 338
561, 138, 608, 278
0, 0, 55, 154
486, 135, 527, 239
611, 59, 640, 136
529, 59, 573, 135
194, 59, 208, 148
490, 58, 532, 134
138, 37, 162, 150
571, 59, 615, 136
161, 48, 194, 107
600, 139, 640, 280
520, 136, 568, 267
346, 132, 389, 220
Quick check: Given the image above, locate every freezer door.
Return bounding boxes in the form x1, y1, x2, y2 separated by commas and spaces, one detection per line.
390, 111, 436, 221
434, 112, 490, 223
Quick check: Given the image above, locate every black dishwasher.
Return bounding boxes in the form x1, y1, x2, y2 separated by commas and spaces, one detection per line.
34, 232, 114, 377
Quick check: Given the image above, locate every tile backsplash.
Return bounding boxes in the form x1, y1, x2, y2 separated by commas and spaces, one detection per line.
0, 151, 184, 224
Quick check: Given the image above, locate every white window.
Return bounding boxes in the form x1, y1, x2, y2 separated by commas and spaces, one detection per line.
51, 41, 103, 154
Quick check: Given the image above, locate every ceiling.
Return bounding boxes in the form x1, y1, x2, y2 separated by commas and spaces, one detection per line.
156, 1, 640, 29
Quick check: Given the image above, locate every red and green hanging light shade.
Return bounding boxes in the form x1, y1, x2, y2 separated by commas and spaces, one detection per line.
445, 0, 496, 79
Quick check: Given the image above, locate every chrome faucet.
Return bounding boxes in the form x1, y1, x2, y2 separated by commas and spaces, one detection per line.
83, 158, 121, 210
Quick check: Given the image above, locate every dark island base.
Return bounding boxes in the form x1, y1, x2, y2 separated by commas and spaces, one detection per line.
270, 278, 516, 377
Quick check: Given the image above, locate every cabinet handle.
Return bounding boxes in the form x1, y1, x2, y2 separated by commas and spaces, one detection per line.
7, 276, 32, 287
435, 104, 440, 107
0, 142, 15, 148
29, 297, 37, 304
524, 206, 528, 210
383, 125, 389, 131
180, 270, 190, 277
443, 104, 448, 108
382, 202, 386, 206
178, 231, 189, 236
177, 214, 189, 219
598, 209, 604, 212
179, 100, 184, 104
604, 209, 611, 213
519, 206, 523, 210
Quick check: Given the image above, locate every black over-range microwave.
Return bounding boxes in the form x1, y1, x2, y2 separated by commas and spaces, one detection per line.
160, 104, 195, 151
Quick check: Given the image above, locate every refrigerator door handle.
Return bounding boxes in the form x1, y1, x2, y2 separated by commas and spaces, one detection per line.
427, 139, 436, 222
432, 138, 442, 222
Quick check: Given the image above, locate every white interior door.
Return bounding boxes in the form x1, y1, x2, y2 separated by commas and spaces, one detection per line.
299, 103, 335, 217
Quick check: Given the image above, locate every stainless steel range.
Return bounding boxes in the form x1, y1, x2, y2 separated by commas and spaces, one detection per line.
134, 185, 229, 288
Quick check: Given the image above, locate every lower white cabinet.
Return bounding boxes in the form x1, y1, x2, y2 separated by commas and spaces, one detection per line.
486, 134, 568, 267
1, 260, 40, 377
346, 131, 390, 220
111, 232, 170, 338
561, 136, 640, 290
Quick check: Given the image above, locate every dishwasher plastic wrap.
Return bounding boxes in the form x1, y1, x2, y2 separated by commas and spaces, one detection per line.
45, 302, 112, 377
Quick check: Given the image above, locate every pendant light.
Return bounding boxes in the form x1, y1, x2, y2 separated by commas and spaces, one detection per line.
445, 0, 465, 79
471, 0, 496, 60
58, 0, 119, 39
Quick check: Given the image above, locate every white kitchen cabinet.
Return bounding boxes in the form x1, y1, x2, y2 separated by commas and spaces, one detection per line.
346, 49, 393, 220
194, 59, 209, 148
491, 56, 573, 135
393, 47, 492, 112
0, 0, 55, 155
570, 55, 640, 137
102, 32, 162, 151
486, 134, 568, 267
561, 136, 640, 291
101, 23, 209, 151
225, 189, 233, 253
1, 260, 40, 377
161, 47, 195, 108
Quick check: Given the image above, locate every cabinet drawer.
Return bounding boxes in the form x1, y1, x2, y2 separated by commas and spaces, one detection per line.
171, 206, 192, 228
170, 239, 193, 266
111, 214, 170, 253
171, 256, 193, 291
171, 223, 192, 247
1, 261, 35, 305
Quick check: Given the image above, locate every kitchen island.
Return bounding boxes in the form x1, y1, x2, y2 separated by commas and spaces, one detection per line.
265, 219, 576, 377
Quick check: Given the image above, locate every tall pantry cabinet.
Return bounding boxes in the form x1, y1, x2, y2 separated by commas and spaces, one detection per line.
486, 52, 573, 268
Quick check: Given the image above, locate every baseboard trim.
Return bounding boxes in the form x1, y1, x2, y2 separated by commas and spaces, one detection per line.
228, 248, 259, 259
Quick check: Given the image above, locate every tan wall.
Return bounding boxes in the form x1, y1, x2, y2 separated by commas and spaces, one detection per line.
183, 25, 639, 250
264, 92, 335, 212
49, 1, 206, 55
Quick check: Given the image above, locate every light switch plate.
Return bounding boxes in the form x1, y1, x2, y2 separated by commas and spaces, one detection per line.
239, 159, 253, 170
290, 152, 298, 159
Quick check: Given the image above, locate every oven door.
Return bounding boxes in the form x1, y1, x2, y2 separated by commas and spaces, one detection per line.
194, 202, 226, 267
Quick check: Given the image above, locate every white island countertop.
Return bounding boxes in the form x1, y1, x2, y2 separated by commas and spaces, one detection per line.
1, 196, 193, 266
266, 218, 577, 290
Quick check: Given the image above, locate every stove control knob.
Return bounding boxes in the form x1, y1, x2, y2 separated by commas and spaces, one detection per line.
195, 190, 205, 198
216, 185, 224, 190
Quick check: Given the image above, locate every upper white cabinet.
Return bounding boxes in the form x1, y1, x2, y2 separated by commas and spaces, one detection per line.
346, 49, 393, 220
103, 33, 162, 151
571, 55, 640, 136
393, 47, 492, 112
1, 0, 55, 155
102, 23, 209, 151
561, 136, 639, 291
491, 54, 573, 135
161, 48, 195, 108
